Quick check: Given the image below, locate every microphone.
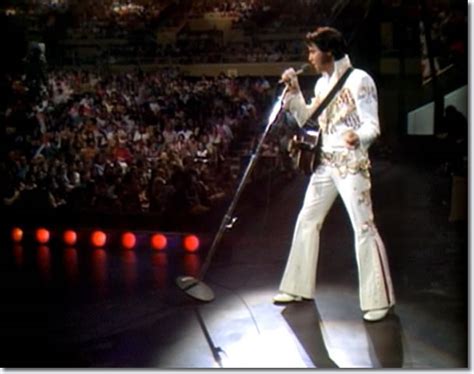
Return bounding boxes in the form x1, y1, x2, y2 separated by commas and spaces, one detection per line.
279, 63, 311, 84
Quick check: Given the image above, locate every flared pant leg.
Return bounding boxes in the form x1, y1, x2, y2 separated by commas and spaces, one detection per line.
334, 171, 395, 311
279, 167, 338, 299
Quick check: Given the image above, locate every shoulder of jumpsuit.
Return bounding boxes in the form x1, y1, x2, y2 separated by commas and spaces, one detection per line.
345, 68, 377, 94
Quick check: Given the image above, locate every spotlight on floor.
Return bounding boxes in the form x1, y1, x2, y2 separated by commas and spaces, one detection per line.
151, 233, 167, 251
121, 231, 136, 249
91, 230, 107, 247
35, 228, 50, 244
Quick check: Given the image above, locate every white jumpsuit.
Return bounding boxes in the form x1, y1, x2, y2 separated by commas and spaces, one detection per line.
279, 55, 395, 312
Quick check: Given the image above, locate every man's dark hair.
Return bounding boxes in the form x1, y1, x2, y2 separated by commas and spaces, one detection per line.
305, 27, 347, 60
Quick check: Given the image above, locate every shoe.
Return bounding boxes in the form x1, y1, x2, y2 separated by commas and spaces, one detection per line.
273, 292, 303, 304
363, 307, 390, 322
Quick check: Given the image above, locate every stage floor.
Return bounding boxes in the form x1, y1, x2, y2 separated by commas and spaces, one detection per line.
0, 159, 468, 369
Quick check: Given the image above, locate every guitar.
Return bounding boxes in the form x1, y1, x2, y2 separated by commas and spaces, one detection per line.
287, 126, 321, 175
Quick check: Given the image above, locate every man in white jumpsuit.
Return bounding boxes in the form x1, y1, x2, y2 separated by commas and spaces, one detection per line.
273, 27, 395, 322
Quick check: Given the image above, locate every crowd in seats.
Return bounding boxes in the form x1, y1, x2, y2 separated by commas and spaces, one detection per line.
19, 0, 417, 68
148, 38, 304, 64
221, 40, 303, 63
188, 0, 329, 31
22, 0, 69, 15
14, 0, 468, 58
1, 68, 286, 219
189, 0, 266, 20
14, 0, 328, 66
17, 0, 172, 42
64, 1, 168, 40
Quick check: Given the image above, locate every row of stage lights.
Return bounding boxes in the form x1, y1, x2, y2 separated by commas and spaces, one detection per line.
9, 227, 201, 252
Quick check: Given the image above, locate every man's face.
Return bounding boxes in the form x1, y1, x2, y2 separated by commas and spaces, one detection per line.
307, 43, 334, 74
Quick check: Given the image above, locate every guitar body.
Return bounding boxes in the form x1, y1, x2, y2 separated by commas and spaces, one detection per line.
288, 129, 321, 175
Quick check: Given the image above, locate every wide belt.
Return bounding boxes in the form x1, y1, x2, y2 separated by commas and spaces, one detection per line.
320, 149, 371, 178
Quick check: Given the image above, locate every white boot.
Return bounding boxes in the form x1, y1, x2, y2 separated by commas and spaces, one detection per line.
363, 307, 390, 322
273, 293, 303, 304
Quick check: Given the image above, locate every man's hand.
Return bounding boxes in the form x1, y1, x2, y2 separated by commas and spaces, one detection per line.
343, 130, 360, 149
280, 68, 300, 92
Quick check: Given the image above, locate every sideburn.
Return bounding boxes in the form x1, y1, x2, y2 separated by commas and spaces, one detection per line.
320, 51, 335, 74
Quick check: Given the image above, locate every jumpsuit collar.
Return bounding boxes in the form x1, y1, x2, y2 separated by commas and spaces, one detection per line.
322, 54, 353, 84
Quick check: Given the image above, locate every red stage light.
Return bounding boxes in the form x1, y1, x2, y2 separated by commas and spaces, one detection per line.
35, 228, 50, 244
121, 232, 136, 249
63, 230, 77, 246
11, 227, 23, 242
91, 230, 107, 247
183, 235, 200, 252
151, 233, 167, 251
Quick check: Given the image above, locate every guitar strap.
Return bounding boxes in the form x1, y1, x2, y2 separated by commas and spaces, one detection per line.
305, 67, 354, 129
291, 67, 354, 175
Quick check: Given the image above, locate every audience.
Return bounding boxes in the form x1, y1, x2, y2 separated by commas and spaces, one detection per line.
1, 67, 283, 219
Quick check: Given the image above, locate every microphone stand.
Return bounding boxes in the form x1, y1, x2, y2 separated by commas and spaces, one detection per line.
176, 85, 290, 302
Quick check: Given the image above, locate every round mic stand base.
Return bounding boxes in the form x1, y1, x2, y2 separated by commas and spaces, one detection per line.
176, 276, 215, 302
